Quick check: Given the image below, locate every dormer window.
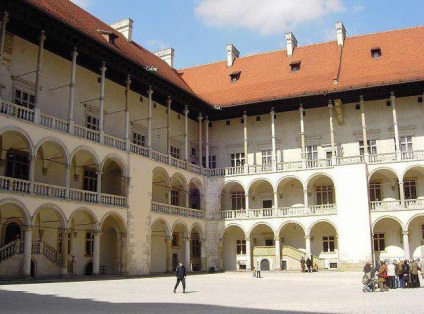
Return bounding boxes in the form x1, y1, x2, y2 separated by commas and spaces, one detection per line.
290, 61, 301, 72
97, 29, 118, 44
229, 71, 241, 82
371, 48, 382, 59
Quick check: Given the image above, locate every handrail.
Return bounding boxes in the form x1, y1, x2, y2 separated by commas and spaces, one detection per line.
151, 201, 204, 218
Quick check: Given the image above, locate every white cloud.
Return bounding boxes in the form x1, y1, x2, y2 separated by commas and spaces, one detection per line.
195, 0, 345, 35
146, 40, 170, 52
353, 4, 365, 12
70, 0, 93, 9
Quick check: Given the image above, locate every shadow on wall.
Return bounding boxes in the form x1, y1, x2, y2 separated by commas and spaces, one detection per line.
0, 289, 328, 314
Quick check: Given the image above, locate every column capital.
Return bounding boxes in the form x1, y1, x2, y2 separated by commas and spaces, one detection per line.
198, 113, 203, 121
304, 234, 311, 240
402, 230, 409, 236
185, 236, 191, 242
39, 30, 46, 41
299, 103, 303, 110
270, 107, 275, 114
243, 111, 247, 117
120, 232, 128, 239
328, 100, 333, 107
205, 115, 209, 122
60, 228, 71, 234
100, 61, 107, 71
23, 225, 34, 232
184, 105, 189, 114
390, 91, 395, 99
166, 96, 172, 105
359, 95, 364, 102
125, 74, 131, 86
274, 237, 280, 242
93, 230, 102, 236
148, 86, 153, 95
71, 47, 78, 57
165, 235, 172, 242
200, 237, 206, 243
245, 237, 251, 242
2, 12, 9, 23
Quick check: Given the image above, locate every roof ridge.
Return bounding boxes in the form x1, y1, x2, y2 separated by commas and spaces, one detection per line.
346, 24, 424, 40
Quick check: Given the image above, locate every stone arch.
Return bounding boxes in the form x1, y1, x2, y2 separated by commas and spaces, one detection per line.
0, 198, 31, 225
276, 175, 306, 190
101, 153, 128, 177
368, 167, 400, 182
247, 221, 276, 238
218, 180, 246, 195
247, 177, 275, 192
171, 219, 189, 235
101, 154, 127, 196
405, 213, 424, 231
68, 207, 99, 228
35, 137, 70, 165
222, 223, 248, 271
221, 181, 247, 211
277, 220, 307, 236
0, 126, 35, 156
31, 203, 67, 228
190, 222, 204, 239
306, 172, 336, 188
70, 145, 101, 167
372, 215, 405, 261
372, 215, 404, 231
308, 219, 338, 236
99, 211, 127, 233
219, 223, 247, 239
151, 217, 171, 237
277, 176, 305, 208
152, 167, 170, 204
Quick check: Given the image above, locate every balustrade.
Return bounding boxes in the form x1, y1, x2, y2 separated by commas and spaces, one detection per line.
0, 100, 34, 122
40, 113, 69, 132
104, 134, 127, 151
74, 125, 100, 142
151, 201, 204, 218
130, 143, 149, 157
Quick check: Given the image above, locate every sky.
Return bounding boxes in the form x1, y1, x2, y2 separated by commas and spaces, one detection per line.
70, 0, 424, 69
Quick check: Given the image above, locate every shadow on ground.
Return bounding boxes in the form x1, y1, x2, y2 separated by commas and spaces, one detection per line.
0, 289, 328, 314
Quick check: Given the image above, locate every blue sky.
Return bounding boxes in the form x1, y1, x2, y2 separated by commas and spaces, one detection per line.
71, 0, 424, 69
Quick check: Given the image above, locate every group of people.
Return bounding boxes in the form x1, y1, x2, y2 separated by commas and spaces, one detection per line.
363, 258, 423, 292
300, 257, 319, 273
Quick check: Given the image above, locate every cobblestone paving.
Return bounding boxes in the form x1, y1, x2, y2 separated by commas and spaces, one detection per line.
0, 271, 423, 313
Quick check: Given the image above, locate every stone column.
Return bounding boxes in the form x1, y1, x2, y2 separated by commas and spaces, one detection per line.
98, 62, 107, 143
0, 12, 9, 61
165, 236, 173, 272
96, 170, 102, 203
243, 111, 249, 171
166, 96, 172, 163
402, 231, 410, 260
328, 100, 336, 164
303, 189, 309, 207
360, 95, 368, 162
34, 31, 46, 123
270, 108, 277, 171
124, 75, 131, 150
218, 238, 224, 270
68, 48, 78, 134
116, 233, 122, 274
61, 228, 70, 276
167, 187, 172, 205
299, 104, 306, 165
275, 237, 281, 270
245, 193, 249, 214
273, 190, 278, 212
305, 235, 311, 259
205, 116, 209, 169
65, 164, 70, 199
391, 92, 401, 160
22, 225, 33, 277
184, 105, 189, 164
399, 181, 405, 208
92, 230, 101, 275
185, 190, 189, 208
147, 86, 153, 157
200, 238, 206, 271
198, 113, 203, 167
185, 236, 191, 269
28, 156, 36, 193
246, 238, 252, 271
120, 233, 128, 274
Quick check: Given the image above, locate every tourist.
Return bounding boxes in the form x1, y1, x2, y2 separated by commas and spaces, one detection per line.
306, 257, 312, 273
313, 263, 319, 272
396, 259, 404, 288
173, 262, 187, 293
252, 265, 257, 278
256, 262, 262, 278
409, 259, 420, 288
387, 260, 396, 289
300, 256, 306, 273
377, 261, 389, 291
417, 258, 424, 287
402, 260, 410, 288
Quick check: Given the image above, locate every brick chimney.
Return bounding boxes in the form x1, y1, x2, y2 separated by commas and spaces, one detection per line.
335, 22, 346, 47
110, 18, 134, 42
285, 32, 298, 57
226, 44, 240, 67
154, 48, 175, 68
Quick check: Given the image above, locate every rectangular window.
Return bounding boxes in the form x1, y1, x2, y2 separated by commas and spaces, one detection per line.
373, 233, 385, 252
5, 150, 30, 180
369, 182, 382, 202
191, 147, 197, 158
132, 131, 145, 147
14, 89, 35, 109
171, 189, 179, 206
236, 239, 246, 254
261, 150, 272, 165
191, 239, 200, 258
306, 145, 318, 160
316, 186, 334, 205
400, 136, 413, 159
263, 200, 273, 208
58, 231, 72, 254
265, 239, 274, 246
171, 146, 180, 159
231, 192, 245, 210
83, 167, 98, 192
85, 232, 94, 256
86, 115, 99, 131
231, 153, 245, 167
172, 232, 179, 247
359, 140, 377, 156
202, 155, 217, 169
323, 236, 335, 252
403, 179, 417, 200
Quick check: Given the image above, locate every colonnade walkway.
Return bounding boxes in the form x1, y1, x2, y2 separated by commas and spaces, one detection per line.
1, 271, 423, 313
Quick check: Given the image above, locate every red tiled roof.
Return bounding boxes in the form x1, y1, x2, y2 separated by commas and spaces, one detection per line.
179, 26, 424, 107
26, 0, 195, 95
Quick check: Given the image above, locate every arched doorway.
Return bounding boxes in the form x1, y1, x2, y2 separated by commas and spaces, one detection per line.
279, 222, 306, 271
310, 221, 338, 269
222, 225, 246, 270
373, 217, 403, 262
5, 222, 21, 244
260, 259, 270, 271
249, 223, 275, 270
150, 219, 169, 273
100, 213, 126, 275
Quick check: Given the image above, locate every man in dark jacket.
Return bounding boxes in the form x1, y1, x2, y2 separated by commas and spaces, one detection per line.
174, 262, 186, 293
306, 257, 312, 273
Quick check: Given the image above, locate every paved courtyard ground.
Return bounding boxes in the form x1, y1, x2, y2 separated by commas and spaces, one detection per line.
0, 271, 423, 313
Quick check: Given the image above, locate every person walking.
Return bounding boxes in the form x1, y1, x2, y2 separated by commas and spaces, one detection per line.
387, 260, 396, 289
306, 257, 312, 273
173, 262, 187, 293
410, 259, 420, 288
396, 259, 404, 288
377, 261, 389, 292
402, 260, 410, 288
300, 257, 306, 273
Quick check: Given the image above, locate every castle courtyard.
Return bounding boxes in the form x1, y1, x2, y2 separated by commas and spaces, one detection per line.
0, 271, 422, 313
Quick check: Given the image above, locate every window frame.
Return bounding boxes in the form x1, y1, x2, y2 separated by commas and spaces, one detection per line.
323, 236, 335, 252
85, 231, 94, 257
373, 233, 385, 252
236, 239, 246, 255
